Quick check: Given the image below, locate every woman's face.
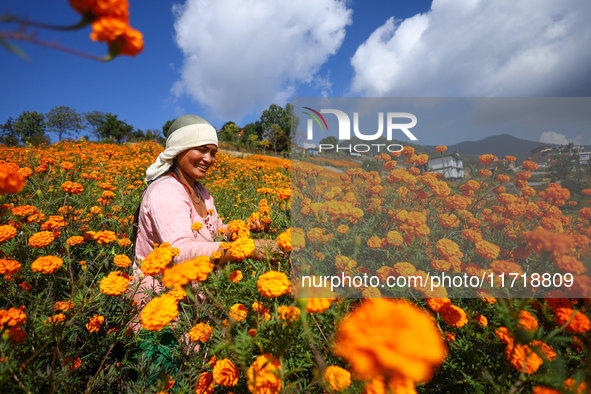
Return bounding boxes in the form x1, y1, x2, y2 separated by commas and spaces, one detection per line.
176, 144, 217, 181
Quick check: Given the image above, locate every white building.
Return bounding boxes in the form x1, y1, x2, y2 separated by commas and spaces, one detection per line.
580, 151, 590, 165
428, 152, 464, 180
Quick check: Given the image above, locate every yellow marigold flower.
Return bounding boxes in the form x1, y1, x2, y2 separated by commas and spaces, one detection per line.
93, 230, 117, 244
0, 164, 26, 194
54, 300, 75, 312
324, 365, 351, 392
140, 294, 178, 331
140, 247, 173, 276
277, 306, 301, 323
99, 271, 131, 296
229, 237, 255, 260
230, 270, 243, 283
0, 225, 17, 242
162, 256, 213, 287
66, 236, 84, 246
31, 256, 63, 274
0, 259, 21, 275
191, 222, 204, 231
195, 371, 215, 394
334, 299, 446, 382
229, 303, 248, 322
113, 254, 131, 268
28, 231, 55, 248
247, 354, 282, 394
86, 314, 104, 333
257, 271, 289, 298
213, 358, 240, 387
61, 181, 84, 194
188, 322, 214, 342
277, 228, 291, 251
475, 240, 500, 260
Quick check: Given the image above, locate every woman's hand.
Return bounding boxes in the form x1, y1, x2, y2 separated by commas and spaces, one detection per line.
249, 219, 263, 232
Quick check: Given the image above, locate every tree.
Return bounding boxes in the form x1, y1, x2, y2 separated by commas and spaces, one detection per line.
132, 128, 145, 142
13, 111, 46, 144
145, 129, 161, 141
0, 118, 20, 146
218, 121, 240, 143
550, 155, 572, 181
319, 136, 338, 153
259, 103, 299, 152
241, 122, 263, 145
263, 125, 287, 154
162, 119, 177, 139
84, 111, 107, 140
98, 113, 133, 143
45, 106, 84, 141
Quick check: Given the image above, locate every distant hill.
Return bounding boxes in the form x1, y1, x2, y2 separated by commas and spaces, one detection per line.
423, 134, 561, 158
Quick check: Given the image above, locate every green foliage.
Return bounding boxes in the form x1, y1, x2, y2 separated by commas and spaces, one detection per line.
45, 106, 84, 142
218, 121, 240, 143
260, 104, 299, 152
0, 117, 20, 146
84, 111, 108, 141
550, 155, 572, 181
13, 110, 46, 144
161, 119, 176, 139
97, 113, 133, 143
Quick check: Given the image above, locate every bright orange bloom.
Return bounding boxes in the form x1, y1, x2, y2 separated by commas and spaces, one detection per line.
86, 314, 104, 333
140, 294, 178, 331
554, 308, 591, 333
247, 354, 282, 394
99, 271, 131, 296
113, 254, 131, 268
28, 231, 55, 248
0, 164, 26, 194
257, 271, 290, 298
31, 256, 63, 274
188, 322, 213, 342
61, 181, 84, 194
213, 358, 240, 387
324, 365, 351, 392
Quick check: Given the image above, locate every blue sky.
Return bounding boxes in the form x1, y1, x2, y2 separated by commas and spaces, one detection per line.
2, 0, 591, 145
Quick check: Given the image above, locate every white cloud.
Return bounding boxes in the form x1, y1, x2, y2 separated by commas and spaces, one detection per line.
172, 0, 352, 121
539, 131, 569, 144
351, 0, 591, 97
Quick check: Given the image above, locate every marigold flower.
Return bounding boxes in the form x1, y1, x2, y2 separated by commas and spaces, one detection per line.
229, 303, 248, 322
61, 181, 84, 194
0, 164, 26, 194
440, 304, 468, 328
196, 372, 215, 394
191, 221, 204, 231
0, 259, 21, 275
0, 307, 27, 328
334, 299, 446, 382
478, 154, 498, 166
247, 354, 282, 394
257, 271, 290, 298
475, 240, 500, 260
324, 365, 351, 392
162, 255, 213, 287
213, 358, 240, 387
66, 236, 84, 246
435, 146, 447, 153
140, 294, 178, 331
93, 230, 117, 244
229, 237, 256, 260
517, 310, 538, 332
86, 314, 104, 333
140, 246, 173, 276
0, 225, 17, 242
426, 298, 451, 313
230, 270, 243, 283
554, 308, 591, 333
522, 160, 538, 171
529, 228, 574, 255
113, 254, 131, 268
276, 228, 291, 251
28, 231, 55, 248
188, 322, 213, 342
99, 271, 131, 296
54, 301, 75, 312
277, 306, 300, 323
31, 256, 63, 274
436, 239, 462, 259
505, 343, 543, 374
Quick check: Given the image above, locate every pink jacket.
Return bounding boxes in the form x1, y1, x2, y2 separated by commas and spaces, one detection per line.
134, 174, 226, 263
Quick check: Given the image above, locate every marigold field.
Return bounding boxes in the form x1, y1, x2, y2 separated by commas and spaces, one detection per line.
0, 140, 590, 393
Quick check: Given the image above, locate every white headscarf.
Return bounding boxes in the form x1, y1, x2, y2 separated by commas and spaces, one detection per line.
145, 115, 218, 183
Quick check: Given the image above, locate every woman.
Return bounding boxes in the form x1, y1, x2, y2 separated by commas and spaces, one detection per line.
129, 115, 275, 385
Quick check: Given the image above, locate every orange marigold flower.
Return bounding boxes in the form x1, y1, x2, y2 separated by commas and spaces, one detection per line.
247, 354, 282, 394
517, 310, 538, 332
213, 358, 240, 387
99, 271, 131, 296
93, 230, 117, 244
162, 255, 213, 287
31, 255, 63, 274
0, 225, 17, 242
478, 154, 498, 166
54, 301, 75, 312
564, 378, 588, 394
140, 246, 173, 276
554, 308, 591, 333
276, 228, 291, 251
140, 294, 178, 331
61, 181, 84, 194
445, 332, 456, 341
475, 240, 500, 259
334, 299, 446, 382
28, 231, 55, 248
196, 372, 215, 394
426, 298, 451, 313
229, 237, 255, 260
229, 303, 248, 322
86, 314, 105, 333
188, 322, 213, 342
113, 254, 131, 268
191, 221, 204, 231
528, 228, 574, 255
436, 239, 462, 259
522, 160, 538, 171
257, 271, 290, 298
229, 270, 243, 283
0, 307, 27, 328
367, 236, 383, 249
305, 297, 334, 313
277, 306, 301, 323
579, 207, 591, 220
475, 314, 488, 327
0, 259, 21, 275
66, 236, 84, 246
505, 343, 543, 374
489, 260, 523, 276
435, 146, 447, 153
440, 304, 468, 328
0, 164, 26, 194
324, 365, 351, 392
